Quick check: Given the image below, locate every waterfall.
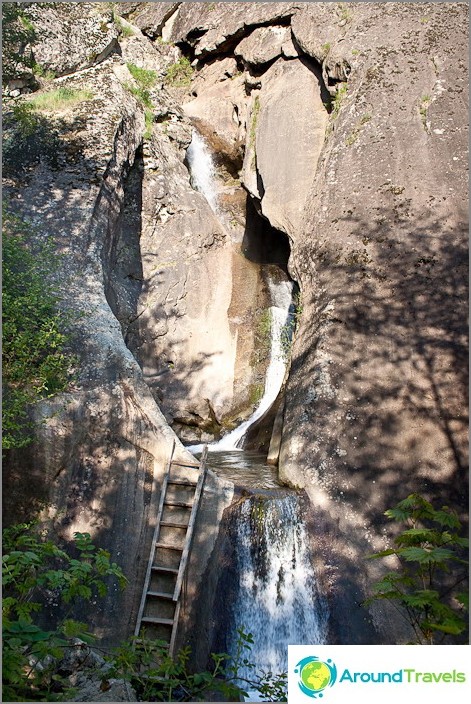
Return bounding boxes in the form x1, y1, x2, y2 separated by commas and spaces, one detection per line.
228, 495, 329, 700
186, 129, 219, 213
188, 276, 294, 454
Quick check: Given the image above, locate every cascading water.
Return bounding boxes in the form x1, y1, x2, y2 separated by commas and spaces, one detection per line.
228, 495, 329, 700
215, 277, 294, 451
186, 129, 219, 213
188, 276, 294, 454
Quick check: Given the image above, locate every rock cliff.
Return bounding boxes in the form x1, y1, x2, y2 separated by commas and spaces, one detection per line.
2, 1, 468, 650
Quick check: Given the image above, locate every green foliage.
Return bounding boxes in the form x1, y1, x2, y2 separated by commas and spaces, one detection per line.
164, 56, 193, 87
280, 291, 302, 362
249, 383, 264, 406
2, 206, 75, 450
419, 94, 431, 131
31, 62, 56, 80
144, 108, 154, 139
1, 2, 37, 84
27, 86, 93, 111
253, 308, 272, 364
2, 523, 127, 701
331, 82, 348, 119
127, 62, 157, 89
113, 14, 135, 37
125, 63, 157, 126
108, 628, 287, 702
366, 493, 469, 644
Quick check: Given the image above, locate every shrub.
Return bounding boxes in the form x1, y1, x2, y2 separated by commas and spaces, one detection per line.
2, 206, 76, 449
2, 523, 127, 702
164, 56, 193, 87
126, 62, 157, 89
366, 493, 469, 644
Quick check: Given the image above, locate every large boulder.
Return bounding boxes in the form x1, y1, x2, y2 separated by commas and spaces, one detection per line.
169, 2, 299, 58
234, 25, 298, 67
25, 2, 119, 77
242, 58, 328, 239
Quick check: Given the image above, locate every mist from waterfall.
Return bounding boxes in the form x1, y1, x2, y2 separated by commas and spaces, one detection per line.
186, 129, 219, 213
228, 495, 329, 700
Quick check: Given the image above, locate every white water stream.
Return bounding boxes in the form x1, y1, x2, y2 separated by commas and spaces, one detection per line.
186, 128, 294, 455
229, 495, 329, 700
186, 129, 219, 213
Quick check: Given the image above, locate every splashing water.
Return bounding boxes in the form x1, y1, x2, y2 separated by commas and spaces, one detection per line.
228, 495, 329, 700
186, 129, 219, 213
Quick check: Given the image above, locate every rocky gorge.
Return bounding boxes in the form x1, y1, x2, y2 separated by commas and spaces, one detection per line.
2, 0, 469, 688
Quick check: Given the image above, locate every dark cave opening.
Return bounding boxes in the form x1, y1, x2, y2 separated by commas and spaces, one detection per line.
241, 195, 293, 276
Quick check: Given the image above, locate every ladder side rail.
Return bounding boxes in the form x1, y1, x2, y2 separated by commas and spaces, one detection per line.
168, 601, 182, 658
134, 439, 175, 636
172, 445, 209, 603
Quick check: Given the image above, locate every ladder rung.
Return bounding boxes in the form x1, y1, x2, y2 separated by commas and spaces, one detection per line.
170, 461, 199, 468
168, 478, 198, 487
151, 565, 179, 574
134, 638, 169, 649
146, 590, 175, 600
160, 521, 189, 528
164, 500, 193, 508
141, 616, 174, 626
155, 542, 183, 551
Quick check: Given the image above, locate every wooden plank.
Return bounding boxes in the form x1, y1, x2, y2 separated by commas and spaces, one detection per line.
134, 440, 175, 636
172, 445, 208, 602
168, 601, 182, 658
141, 616, 174, 626
167, 478, 198, 487
146, 591, 174, 599
155, 542, 184, 551
151, 565, 179, 574
170, 461, 200, 469
164, 500, 193, 508
160, 521, 188, 528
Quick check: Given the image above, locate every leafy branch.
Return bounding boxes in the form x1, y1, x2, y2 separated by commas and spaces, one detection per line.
365, 493, 469, 644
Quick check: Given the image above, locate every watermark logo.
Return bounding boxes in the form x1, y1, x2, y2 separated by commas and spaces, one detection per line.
288, 646, 470, 703
294, 656, 337, 698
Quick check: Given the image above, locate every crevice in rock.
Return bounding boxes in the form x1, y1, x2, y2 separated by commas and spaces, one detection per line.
294, 49, 334, 107
101, 145, 144, 347
238, 197, 297, 454
178, 14, 295, 68
242, 197, 291, 276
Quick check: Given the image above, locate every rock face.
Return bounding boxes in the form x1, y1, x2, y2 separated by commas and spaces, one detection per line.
243, 57, 328, 238
3, 1, 468, 653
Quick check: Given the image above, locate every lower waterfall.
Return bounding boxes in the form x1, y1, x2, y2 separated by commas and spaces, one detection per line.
227, 494, 329, 700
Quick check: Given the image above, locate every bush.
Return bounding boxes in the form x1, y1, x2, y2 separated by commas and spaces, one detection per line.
2, 206, 76, 449
164, 56, 193, 87
366, 493, 469, 644
2, 523, 127, 702
126, 62, 157, 89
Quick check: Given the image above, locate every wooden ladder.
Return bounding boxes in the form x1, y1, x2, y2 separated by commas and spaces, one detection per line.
134, 441, 208, 656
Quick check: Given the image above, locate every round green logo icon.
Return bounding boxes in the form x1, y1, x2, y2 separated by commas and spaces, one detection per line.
295, 656, 337, 698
